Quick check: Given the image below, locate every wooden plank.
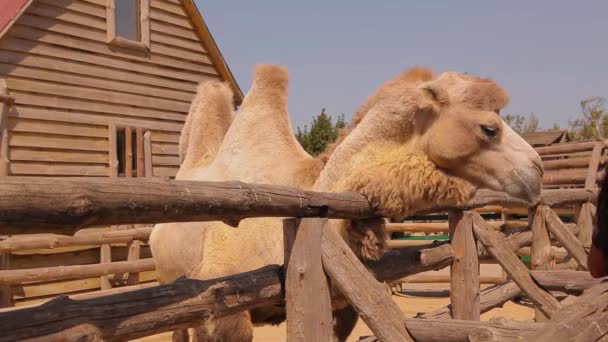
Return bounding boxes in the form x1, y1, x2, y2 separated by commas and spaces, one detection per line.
11, 107, 184, 133
99, 244, 112, 290
125, 126, 133, 178
150, 0, 186, 16
470, 212, 561, 318
577, 203, 595, 251
536, 141, 597, 156
7, 78, 189, 114
8, 25, 218, 76
321, 223, 414, 342
0, 253, 11, 307
36, 0, 106, 18
9, 163, 109, 177
109, 124, 118, 177
8, 117, 107, 138
140, 0, 151, 48
153, 166, 178, 178
284, 218, 333, 342
529, 206, 554, 322
545, 208, 589, 270
152, 31, 206, 53
106, 0, 115, 42
152, 155, 180, 166
136, 129, 145, 178
0, 37, 209, 83
543, 156, 593, 170
0, 258, 156, 285
150, 131, 180, 143
0, 50, 198, 95
9, 133, 108, 152
150, 7, 194, 29
17, 13, 105, 41
144, 132, 153, 177
585, 142, 604, 189
151, 19, 198, 41
26, 2, 106, 30
12, 92, 187, 123
152, 143, 179, 155
0, 79, 10, 176
448, 211, 480, 320
126, 240, 141, 285
0, 62, 194, 103
9, 148, 108, 164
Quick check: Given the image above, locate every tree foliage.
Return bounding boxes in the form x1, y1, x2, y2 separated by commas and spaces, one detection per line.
296, 108, 346, 156
502, 113, 540, 135
568, 97, 608, 141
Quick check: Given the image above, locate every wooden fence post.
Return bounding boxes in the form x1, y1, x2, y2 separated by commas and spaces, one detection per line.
448, 210, 480, 320
126, 239, 141, 285
100, 244, 112, 290
529, 206, 554, 322
283, 218, 333, 342
544, 209, 588, 270
584, 142, 604, 189
0, 252, 11, 307
577, 202, 595, 252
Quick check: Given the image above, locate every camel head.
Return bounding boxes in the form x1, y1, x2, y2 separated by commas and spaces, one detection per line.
416, 72, 543, 204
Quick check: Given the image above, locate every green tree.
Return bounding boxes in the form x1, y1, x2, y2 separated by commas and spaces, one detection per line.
569, 97, 608, 141
296, 109, 346, 156
503, 113, 539, 135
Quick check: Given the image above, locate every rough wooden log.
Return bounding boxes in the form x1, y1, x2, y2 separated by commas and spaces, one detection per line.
385, 220, 524, 233
284, 218, 333, 342
99, 244, 112, 290
0, 79, 9, 177
321, 223, 414, 341
0, 227, 153, 252
126, 239, 141, 285
0, 177, 598, 234
417, 280, 521, 320
0, 258, 155, 285
545, 208, 588, 270
536, 141, 597, 156
470, 212, 562, 317
448, 211, 480, 320
0, 252, 10, 307
524, 281, 608, 341
529, 206, 554, 321
543, 156, 593, 170
577, 202, 595, 251
400, 274, 505, 284
358, 317, 541, 342
585, 142, 604, 189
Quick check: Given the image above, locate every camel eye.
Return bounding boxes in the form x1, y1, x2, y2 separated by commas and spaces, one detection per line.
481, 125, 498, 138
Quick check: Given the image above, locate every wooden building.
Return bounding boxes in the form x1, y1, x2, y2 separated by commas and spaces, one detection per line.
0, 0, 242, 179
521, 130, 570, 148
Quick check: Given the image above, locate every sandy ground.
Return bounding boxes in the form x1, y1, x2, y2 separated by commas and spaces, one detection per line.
137, 266, 535, 342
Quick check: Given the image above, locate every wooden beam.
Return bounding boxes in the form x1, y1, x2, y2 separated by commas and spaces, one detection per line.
0, 79, 10, 176
470, 212, 561, 318
0, 226, 153, 252
448, 211, 480, 320
126, 240, 142, 285
284, 218, 332, 342
585, 142, 604, 189
577, 202, 595, 251
0, 252, 11, 308
321, 223, 414, 342
144, 131, 153, 177
535, 141, 597, 156
125, 126, 133, 178
136, 128, 145, 178
545, 208, 588, 270
529, 206, 554, 321
0, 258, 155, 285
99, 244, 112, 290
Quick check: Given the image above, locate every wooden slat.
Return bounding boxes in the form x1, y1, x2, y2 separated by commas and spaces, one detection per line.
149, 131, 180, 143
26, 2, 106, 30
152, 31, 206, 52
536, 141, 597, 156
151, 155, 179, 166
577, 203, 595, 251
150, 0, 186, 16
0, 37, 209, 83
151, 143, 179, 155
8, 117, 107, 138
448, 211, 480, 320
8, 25, 218, 76
140, 0, 151, 48
0, 252, 11, 307
470, 212, 562, 318
126, 240, 141, 285
36, 0, 106, 18
9, 148, 108, 164
153, 166, 178, 178
284, 218, 333, 341
108, 124, 118, 177
9, 162, 109, 176
151, 20, 198, 41
0, 79, 10, 176
8, 78, 189, 114
144, 131, 152, 177
585, 142, 604, 189
11, 107, 184, 133
9, 133, 108, 152
0, 50, 197, 95
12, 92, 186, 122
529, 206, 554, 322
150, 8, 193, 29
125, 127, 133, 178
136, 129, 145, 178
545, 208, 588, 270
0, 63, 193, 103
99, 244, 112, 290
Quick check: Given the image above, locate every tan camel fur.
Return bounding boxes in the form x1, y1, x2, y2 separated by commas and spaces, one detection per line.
150, 64, 543, 341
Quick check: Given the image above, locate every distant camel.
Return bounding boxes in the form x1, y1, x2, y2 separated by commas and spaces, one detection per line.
150, 65, 543, 341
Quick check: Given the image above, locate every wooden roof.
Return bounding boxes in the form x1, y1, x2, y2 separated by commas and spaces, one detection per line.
521, 130, 570, 147
0, 0, 243, 102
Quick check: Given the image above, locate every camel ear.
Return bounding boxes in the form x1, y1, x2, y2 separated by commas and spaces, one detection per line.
419, 81, 450, 106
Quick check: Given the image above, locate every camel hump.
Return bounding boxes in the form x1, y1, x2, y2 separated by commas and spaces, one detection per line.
179, 80, 235, 171
238, 64, 289, 112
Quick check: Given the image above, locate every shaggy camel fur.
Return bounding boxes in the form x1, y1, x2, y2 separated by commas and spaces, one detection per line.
150, 64, 543, 341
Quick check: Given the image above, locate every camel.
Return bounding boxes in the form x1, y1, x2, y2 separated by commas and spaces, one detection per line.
149, 64, 543, 341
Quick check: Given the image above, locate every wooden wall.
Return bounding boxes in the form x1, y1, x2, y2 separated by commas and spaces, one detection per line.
0, 0, 225, 178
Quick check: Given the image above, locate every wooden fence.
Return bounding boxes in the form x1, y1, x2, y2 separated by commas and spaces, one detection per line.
0, 177, 607, 341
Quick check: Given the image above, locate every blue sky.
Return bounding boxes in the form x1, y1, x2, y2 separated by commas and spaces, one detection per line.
196, 1, 607, 130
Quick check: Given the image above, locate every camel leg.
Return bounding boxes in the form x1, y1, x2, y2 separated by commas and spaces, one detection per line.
333, 304, 359, 342
171, 329, 189, 342
191, 311, 253, 342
